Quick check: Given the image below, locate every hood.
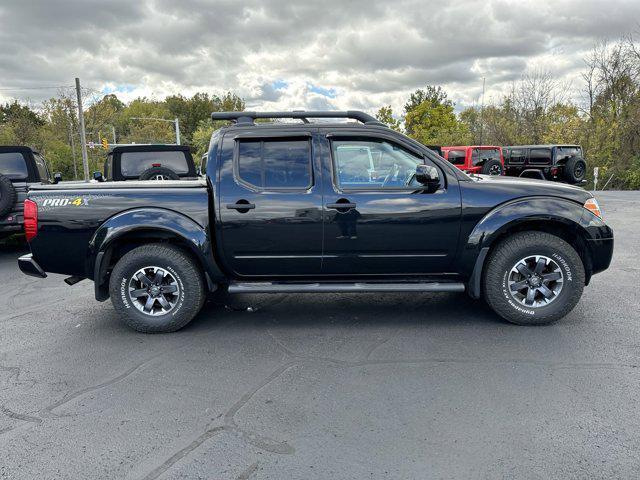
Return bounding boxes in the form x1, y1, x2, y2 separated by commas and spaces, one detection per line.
466, 174, 592, 204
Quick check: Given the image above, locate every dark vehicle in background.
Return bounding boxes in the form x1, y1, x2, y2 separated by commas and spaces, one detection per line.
441, 146, 504, 176
0, 146, 59, 241
103, 144, 198, 181
426, 145, 443, 157
503, 145, 587, 184
18, 111, 613, 333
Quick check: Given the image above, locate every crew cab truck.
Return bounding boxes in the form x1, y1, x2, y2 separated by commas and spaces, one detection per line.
503, 144, 587, 184
0, 146, 60, 241
103, 144, 198, 181
441, 146, 504, 176
18, 111, 613, 333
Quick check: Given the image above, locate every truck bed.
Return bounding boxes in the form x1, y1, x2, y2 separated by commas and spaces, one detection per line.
29, 179, 206, 190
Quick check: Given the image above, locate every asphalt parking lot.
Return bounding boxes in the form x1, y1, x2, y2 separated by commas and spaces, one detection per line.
0, 190, 638, 479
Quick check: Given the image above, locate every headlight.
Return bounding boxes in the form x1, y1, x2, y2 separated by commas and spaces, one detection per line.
583, 198, 602, 219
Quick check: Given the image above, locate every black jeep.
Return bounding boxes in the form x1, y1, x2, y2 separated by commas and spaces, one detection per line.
0, 146, 58, 241
103, 144, 198, 181
503, 145, 587, 184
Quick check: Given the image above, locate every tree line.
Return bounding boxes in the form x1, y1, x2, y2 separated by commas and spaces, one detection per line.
0, 90, 244, 179
1, 38, 639, 188
377, 37, 640, 190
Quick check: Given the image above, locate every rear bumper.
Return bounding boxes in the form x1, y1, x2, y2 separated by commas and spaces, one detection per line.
18, 254, 47, 278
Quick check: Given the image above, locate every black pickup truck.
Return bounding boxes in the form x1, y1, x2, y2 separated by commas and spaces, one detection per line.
18, 111, 613, 333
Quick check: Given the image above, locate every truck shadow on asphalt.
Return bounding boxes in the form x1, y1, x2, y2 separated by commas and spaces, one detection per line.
185, 291, 504, 333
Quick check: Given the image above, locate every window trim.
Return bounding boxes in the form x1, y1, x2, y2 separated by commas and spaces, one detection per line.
233, 136, 314, 192
328, 135, 442, 193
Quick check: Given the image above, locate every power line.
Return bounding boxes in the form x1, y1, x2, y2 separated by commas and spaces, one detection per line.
0, 85, 73, 91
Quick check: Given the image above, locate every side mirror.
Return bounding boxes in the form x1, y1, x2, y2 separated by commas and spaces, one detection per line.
415, 165, 440, 193
52, 172, 62, 184
92, 171, 105, 182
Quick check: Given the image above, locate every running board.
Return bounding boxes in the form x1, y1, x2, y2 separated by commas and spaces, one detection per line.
228, 282, 465, 294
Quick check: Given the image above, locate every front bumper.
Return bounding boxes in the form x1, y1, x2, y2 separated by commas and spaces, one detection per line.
18, 254, 47, 278
587, 236, 614, 276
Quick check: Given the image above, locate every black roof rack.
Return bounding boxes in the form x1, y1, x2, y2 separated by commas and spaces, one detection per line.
211, 110, 386, 127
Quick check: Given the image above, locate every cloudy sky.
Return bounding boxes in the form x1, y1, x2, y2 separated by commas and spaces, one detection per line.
1, 0, 639, 116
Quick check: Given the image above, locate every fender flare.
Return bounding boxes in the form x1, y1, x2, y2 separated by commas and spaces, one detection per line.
89, 208, 225, 300
463, 197, 590, 298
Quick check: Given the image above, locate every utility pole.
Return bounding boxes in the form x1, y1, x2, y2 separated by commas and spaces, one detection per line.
75, 78, 90, 181
112, 125, 117, 144
175, 118, 181, 145
68, 118, 78, 179
479, 76, 486, 145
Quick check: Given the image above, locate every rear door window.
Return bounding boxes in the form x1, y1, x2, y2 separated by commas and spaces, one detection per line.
507, 149, 525, 164
236, 138, 312, 189
446, 150, 466, 165
0, 152, 28, 179
120, 151, 190, 177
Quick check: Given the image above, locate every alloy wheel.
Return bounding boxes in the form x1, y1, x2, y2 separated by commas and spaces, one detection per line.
128, 266, 180, 316
489, 164, 502, 175
507, 255, 564, 307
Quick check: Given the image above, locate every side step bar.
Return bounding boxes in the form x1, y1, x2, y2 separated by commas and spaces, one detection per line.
228, 282, 465, 294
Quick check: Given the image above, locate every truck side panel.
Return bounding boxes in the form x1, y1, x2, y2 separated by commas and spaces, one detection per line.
28, 185, 210, 277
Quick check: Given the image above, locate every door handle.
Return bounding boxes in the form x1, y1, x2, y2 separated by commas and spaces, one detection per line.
327, 200, 357, 211
227, 201, 255, 211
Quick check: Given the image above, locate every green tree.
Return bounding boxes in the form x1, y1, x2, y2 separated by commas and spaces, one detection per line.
375, 105, 402, 131
405, 100, 471, 146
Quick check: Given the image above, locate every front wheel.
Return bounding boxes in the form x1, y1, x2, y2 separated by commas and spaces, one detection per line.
483, 232, 585, 325
109, 243, 205, 333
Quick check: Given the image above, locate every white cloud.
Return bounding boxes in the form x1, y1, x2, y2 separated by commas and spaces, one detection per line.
0, 0, 639, 117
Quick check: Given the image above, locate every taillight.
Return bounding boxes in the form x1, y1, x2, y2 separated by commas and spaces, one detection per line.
24, 199, 38, 241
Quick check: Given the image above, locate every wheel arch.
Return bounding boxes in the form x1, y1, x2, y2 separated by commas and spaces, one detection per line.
465, 197, 595, 298
89, 208, 225, 301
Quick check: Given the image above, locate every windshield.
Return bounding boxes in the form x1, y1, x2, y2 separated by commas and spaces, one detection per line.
120, 150, 190, 177
0, 152, 28, 180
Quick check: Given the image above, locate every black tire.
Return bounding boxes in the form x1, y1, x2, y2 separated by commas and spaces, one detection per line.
109, 243, 205, 333
0, 174, 18, 218
138, 167, 180, 181
481, 159, 503, 176
483, 231, 585, 325
563, 157, 586, 184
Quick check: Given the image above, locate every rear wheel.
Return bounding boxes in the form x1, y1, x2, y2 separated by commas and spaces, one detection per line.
109, 243, 205, 333
483, 232, 585, 325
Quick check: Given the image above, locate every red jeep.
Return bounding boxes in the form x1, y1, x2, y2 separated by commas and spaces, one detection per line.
441, 146, 504, 176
